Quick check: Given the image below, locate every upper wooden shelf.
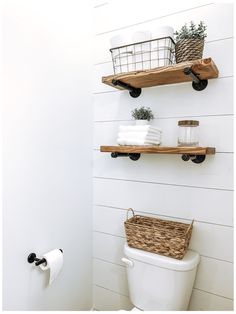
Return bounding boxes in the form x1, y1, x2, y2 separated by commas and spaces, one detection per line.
102, 58, 219, 97
100, 145, 215, 163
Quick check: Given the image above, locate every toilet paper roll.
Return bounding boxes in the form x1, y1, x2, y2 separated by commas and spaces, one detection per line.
110, 34, 134, 73
151, 26, 174, 68
132, 30, 152, 44
132, 31, 152, 71
110, 33, 132, 48
152, 26, 174, 40
39, 249, 63, 285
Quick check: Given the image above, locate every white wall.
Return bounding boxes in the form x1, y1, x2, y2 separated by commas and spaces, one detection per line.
2, 0, 93, 310
93, 1, 233, 311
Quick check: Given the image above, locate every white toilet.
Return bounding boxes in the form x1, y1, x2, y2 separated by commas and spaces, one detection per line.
122, 243, 200, 311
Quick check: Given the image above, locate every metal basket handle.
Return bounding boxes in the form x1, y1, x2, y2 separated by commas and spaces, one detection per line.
126, 208, 135, 220
186, 219, 194, 234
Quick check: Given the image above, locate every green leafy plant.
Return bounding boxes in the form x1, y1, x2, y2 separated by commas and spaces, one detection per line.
131, 106, 154, 121
174, 21, 207, 41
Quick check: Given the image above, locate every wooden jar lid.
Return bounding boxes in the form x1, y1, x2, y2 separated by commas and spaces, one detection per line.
178, 120, 199, 126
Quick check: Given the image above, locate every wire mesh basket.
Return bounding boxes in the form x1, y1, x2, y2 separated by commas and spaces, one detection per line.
110, 36, 175, 74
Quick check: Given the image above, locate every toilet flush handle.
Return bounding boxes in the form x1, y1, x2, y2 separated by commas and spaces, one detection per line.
121, 257, 134, 267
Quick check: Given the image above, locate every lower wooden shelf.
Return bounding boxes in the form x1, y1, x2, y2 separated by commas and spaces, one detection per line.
100, 145, 215, 155
100, 145, 216, 164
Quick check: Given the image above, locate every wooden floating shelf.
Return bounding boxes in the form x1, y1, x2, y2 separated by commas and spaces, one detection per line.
102, 58, 219, 97
100, 145, 216, 164
100, 146, 215, 155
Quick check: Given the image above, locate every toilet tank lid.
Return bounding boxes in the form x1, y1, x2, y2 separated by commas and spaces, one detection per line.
124, 243, 200, 271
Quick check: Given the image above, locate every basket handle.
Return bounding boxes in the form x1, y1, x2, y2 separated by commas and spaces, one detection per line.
126, 208, 135, 220
186, 219, 194, 234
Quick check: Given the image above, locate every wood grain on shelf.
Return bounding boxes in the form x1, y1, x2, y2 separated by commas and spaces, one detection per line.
102, 58, 219, 89
100, 146, 216, 155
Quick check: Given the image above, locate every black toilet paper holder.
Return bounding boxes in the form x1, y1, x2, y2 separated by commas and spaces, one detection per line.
27, 249, 63, 266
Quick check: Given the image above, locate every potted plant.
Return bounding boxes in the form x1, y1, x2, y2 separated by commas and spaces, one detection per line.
131, 106, 154, 125
174, 21, 207, 63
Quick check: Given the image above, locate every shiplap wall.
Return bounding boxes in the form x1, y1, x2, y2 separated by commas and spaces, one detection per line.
92, 1, 234, 311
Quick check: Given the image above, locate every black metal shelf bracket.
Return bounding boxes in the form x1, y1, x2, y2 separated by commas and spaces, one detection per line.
183, 67, 208, 91
111, 152, 141, 161
112, 79, 142, 98
110, 152, 206, 163
181, 154, 206, 164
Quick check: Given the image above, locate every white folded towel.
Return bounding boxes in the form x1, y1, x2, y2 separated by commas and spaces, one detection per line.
118, 136, 161, 144
117, 138, 161, 146
119, 125, 162, 133
117, 125, 162, 146
118, 132, 161, 141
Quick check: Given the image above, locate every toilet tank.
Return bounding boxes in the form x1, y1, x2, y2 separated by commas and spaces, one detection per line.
123, 243, 200, 311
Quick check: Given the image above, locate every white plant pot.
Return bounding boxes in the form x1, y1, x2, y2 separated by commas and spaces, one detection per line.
135, 120, 149, 125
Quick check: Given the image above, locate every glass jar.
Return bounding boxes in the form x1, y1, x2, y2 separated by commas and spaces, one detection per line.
178, 120, 199, 146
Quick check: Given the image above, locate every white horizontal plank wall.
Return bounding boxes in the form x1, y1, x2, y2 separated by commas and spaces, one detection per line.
92, 1, 233, 311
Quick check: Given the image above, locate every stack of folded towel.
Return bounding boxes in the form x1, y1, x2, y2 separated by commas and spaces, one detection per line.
117, 125, 162, 145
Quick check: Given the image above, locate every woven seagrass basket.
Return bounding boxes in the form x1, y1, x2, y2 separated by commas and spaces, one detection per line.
175, 38, 204, 63
124, 208, 194, 260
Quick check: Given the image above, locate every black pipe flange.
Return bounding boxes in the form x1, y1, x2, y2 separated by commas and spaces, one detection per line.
128, 153, 141, 161
190, 155, 206, 164
111, 152, 141, 161
183, 67, 208, 91
192, 80, 208, 91
182, 154, 206, 163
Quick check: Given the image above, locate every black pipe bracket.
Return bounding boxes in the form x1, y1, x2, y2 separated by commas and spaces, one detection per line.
111, 152, 141, 161
112, 79, 141, 98
182, 154, 206, 164
183, 67, 208, 91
